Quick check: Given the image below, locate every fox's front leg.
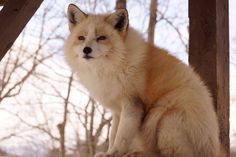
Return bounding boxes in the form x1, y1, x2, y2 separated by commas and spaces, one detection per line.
108, 98, 144, 155
95, 97, 144, 157
108, 113, 119, 151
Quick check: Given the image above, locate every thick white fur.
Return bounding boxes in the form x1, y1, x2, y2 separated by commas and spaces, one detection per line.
64, 4, 224, 157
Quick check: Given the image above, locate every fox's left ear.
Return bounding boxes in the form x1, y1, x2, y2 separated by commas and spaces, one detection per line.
106, 9, 129, 33
67, 4, 87, 31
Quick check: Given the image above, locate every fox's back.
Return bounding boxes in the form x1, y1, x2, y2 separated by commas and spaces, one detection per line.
137, 44, 221, 157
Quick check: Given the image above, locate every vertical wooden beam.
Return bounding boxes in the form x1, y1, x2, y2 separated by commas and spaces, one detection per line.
0, 0, 43, 61
189, 0, 229, 156
0, 0, 6, 6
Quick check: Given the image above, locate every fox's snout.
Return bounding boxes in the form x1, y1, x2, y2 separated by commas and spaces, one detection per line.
83, 47, 92, 54
82, 46, 94, 59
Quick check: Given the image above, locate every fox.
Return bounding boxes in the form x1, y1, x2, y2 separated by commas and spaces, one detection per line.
64, 4, 225, 157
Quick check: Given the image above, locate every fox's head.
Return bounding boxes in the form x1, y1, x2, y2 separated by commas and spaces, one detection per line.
64, 4, 129, 69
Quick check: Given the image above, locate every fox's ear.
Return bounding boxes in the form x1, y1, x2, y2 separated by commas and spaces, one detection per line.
67, 4, 87, 31
106, 9, 129, 32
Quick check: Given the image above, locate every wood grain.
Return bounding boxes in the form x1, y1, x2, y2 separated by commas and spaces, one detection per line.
0, 0, 43, 61
189, 0, 229, 156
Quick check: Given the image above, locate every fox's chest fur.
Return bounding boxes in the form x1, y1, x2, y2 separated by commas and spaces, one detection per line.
76, 58, 146, 114
78, 66, 126, 112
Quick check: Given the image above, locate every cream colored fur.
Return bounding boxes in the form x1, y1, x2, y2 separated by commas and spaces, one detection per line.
64, 4, 224, 157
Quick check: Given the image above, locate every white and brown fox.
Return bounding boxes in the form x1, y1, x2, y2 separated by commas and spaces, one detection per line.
64, 4, 225, 157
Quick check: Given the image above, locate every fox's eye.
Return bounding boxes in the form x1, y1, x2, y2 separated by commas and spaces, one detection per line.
78, 36, 85, 40
97, 36, 106, 41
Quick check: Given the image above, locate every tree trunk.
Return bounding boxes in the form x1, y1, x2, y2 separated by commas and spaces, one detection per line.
115, 0, 126, 9
58, 74, 73, 157
88, 101, 96, 157
147, 0, 158, 44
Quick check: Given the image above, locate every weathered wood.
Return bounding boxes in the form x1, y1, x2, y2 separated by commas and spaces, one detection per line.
0, 0, 7, 6
0, 0, 43, 61
189, 0, 229, 156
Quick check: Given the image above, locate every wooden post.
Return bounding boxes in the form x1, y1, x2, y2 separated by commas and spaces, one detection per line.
0, 0, 43, 61
0, 0, 6, 6
189, 0, 229, 156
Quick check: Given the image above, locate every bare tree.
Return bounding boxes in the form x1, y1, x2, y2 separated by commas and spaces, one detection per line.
71, 98, 111, 157
115, 0, 126, 9
147, 0, 158, 44
0, 1, 67, 156
0, 1, 190, 157
0, 4, 64, 103
57, 73, 73, 157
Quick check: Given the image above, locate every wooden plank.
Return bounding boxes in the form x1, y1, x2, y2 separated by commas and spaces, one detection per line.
189, 0, 229, 156
0, 0, 7, 6
0, 0, 43, 61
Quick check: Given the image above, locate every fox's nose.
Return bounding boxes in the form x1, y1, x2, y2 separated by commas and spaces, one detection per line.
83, 47, 92, 54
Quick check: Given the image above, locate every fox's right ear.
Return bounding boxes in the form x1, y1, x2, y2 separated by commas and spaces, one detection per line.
67, 4, 87, 31
106, 9, 129, 33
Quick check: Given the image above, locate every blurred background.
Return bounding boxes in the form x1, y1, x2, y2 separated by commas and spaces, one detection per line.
0, 0, 235, 157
